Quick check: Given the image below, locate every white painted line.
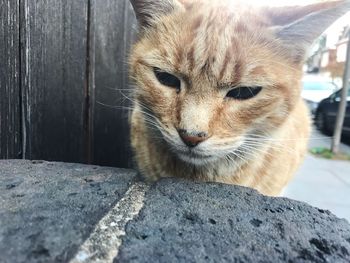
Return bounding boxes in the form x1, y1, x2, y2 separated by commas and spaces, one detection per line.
70, 182, 150, 263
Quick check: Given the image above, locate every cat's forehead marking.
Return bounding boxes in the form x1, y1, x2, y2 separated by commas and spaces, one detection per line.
185, 16, 246, 83
184, 7, 260, 78
149, 3, 272, 86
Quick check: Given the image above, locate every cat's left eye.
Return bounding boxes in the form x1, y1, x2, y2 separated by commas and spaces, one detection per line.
153, 68, 181, 91
226, 86, 262, 100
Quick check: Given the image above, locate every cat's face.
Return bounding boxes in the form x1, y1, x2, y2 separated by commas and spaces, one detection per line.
129, 0, 348, 165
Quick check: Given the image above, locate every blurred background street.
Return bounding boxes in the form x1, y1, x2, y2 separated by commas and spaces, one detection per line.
279, 1, 350, 223
285, 127, 350, 222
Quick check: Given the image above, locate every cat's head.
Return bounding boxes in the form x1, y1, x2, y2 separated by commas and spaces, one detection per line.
129, 0, 349, 165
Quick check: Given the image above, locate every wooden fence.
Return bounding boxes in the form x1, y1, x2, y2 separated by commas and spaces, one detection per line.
0, 0, 137, 168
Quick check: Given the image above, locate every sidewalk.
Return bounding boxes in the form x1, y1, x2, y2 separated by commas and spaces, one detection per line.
284, 127, 350, 222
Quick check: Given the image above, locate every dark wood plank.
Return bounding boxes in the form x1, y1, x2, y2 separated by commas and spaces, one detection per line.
0, 0, 22, 159
89, 0, 137, 168
20, 0, 89, 162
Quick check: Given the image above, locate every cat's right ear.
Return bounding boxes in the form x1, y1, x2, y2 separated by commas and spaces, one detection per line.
267, 0, 350, 63
130, 0, 183, 29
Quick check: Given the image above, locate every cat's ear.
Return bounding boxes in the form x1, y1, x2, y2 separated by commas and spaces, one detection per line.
130, 0, 183, 29
267, 0, 350, 63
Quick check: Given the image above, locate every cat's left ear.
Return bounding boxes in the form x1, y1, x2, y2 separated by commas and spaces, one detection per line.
267, 0, 350, 63
129, 0, 183, 29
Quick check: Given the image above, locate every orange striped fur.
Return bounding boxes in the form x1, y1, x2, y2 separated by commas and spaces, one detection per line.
128, 0, 350, 196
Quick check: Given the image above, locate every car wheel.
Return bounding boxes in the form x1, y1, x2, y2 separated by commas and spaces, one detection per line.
315, 110, 331, 135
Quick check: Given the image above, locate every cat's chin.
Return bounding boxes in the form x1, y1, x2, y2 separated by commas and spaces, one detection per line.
176, 152, 218, 166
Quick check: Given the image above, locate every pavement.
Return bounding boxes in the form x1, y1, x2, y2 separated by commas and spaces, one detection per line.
284, 127, 350, 222
1, 160, 350, 263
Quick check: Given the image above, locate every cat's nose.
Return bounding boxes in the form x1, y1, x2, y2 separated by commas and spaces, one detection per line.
178, 129, 208, 148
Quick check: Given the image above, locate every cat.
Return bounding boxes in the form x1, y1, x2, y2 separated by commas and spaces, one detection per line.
128, 0, 350, 196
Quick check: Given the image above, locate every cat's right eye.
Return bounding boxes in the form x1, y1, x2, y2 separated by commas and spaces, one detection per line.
226, 86, 262, 100
153, 68, 181, 91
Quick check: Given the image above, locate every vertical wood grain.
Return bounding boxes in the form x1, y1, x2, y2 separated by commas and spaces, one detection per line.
20, 0, 89, 162
0, 0, 22, 159
1, 0, 137, 167
89, 0, 137, 168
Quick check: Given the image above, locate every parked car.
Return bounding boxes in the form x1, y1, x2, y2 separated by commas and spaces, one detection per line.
315, 88, 350, 136
301, 78, 338, 115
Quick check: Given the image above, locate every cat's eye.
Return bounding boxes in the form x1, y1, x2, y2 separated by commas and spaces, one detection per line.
153, 68, 181, 91
226, 86, 262, 100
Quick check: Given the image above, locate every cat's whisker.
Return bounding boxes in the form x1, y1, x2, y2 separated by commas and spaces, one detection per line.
243, 142, 298, 156
105, 87, 135, 92
235, 146, 269, 159
245, 134, 300, 144
138, 110, 162, 124
143, 118, 169, 135
95, 101, 165, 140
230, 150, 251, 164
244, 137, 306, 154
119, 91, 153, 111
142, 115, 161, 126
143, 123, 161, 131
95, 101, 133, 111
248, 137, 328, 142
245, 134, 314, 141
228, 151, 247, 164
227, 146, 260, 160
224, 154, 245, 175
122, 98, 165, 128
244, 138, 294, 149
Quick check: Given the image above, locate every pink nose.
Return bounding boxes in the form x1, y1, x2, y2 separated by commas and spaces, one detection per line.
178, 129, 208, 147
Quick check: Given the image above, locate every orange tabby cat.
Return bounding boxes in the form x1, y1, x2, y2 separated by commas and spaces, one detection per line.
128, 0, 350, 196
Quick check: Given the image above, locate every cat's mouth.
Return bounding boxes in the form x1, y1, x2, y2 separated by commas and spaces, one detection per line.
161, 128, 247, 166
175, 150, 218, 166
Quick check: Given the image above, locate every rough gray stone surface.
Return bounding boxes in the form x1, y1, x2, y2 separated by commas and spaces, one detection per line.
1, 160, 350, 263
116, 179, 350, 263
0, 160, 137, 263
